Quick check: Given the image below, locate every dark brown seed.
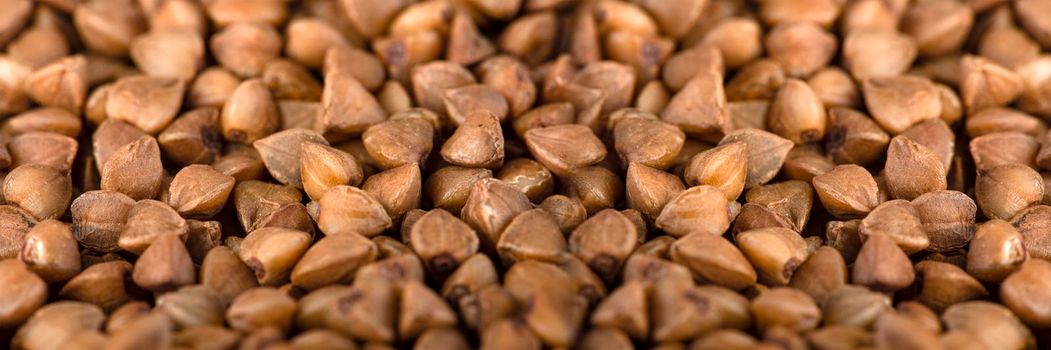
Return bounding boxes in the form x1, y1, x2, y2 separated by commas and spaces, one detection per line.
736, 228, 808, 286
812, 165, 879, 219
655, 185, 729, 237
967, 219, 1027, 283
884, 136, 947, 200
